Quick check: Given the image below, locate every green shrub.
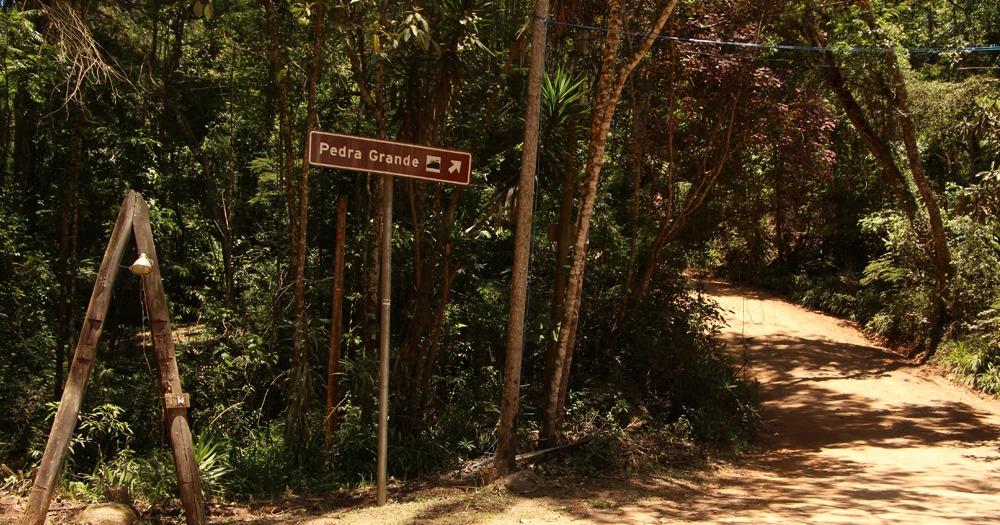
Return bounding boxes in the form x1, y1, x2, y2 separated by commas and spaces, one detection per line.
227, 423, 296, 497
937, 337, 1000, 396
568, 270, 760, 452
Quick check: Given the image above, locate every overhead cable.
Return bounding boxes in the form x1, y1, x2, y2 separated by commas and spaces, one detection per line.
541, 17, 1000, 55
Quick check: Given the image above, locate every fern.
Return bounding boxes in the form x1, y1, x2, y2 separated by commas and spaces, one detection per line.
977, 364, 1000, 396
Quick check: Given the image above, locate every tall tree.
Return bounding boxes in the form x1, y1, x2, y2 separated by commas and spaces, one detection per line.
286, 0, 328, 442
495, 0, 551, 474
542, 0, 679, 446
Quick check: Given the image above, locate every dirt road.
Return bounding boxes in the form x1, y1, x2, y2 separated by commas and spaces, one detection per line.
685, 280, 1000, 523
217, 280, 997, 524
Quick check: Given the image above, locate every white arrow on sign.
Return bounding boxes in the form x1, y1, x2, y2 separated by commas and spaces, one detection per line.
449, 160, 462, 174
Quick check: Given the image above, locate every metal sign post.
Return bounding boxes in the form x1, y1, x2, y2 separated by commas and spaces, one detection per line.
308, 132, 471, 505
377, 173, 392, 505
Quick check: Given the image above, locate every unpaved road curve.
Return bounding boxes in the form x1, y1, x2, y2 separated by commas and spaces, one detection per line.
688, 280, 1000, 523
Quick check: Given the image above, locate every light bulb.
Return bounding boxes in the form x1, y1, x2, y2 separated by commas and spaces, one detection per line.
130, 253, 153, 275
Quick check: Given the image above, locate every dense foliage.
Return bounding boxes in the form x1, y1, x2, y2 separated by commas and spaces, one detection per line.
1, 0, 997, 508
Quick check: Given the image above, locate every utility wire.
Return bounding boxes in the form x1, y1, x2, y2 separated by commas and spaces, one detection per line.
541, 17, 1000, 55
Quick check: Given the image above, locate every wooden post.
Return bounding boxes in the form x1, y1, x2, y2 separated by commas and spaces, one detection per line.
131, 195, 207, 525
22, 191, 207, 525
21, 193, 137, 525
325, 196, 348, 446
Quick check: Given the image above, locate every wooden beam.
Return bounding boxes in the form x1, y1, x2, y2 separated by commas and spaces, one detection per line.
22, 192, 138, 525
131, 194, 207, 525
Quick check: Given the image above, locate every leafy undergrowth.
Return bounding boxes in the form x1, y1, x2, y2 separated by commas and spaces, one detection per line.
0, 268, 760, 520
935, 336, 1000, 397
0, 420, 730, 524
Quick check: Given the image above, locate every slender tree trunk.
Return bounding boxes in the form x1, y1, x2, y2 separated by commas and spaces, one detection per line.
55, 102, 83, 400
618, 81, 649, 320
396, 32, 467, 423
220, 42, 240, 308
345, 0, 388, 421
12, 79, 35, 189
219, 191, 235, 307
0, 29, 10, 184
325, 196, 347, 445
542, 3, 620, 441
900, 81, 951, 357
542, 0, 678, 446
541, 0, 625, 445
543, 168, 575, 395
495, 0, 551, 474
414, 239, 455, 416
860, 4, 952, 358
286, 0, 327, 443
416, 189, 463, 415
263, 0, 300, 281
774, 154, 788, 263
364, 181, 383, 368
395, 184, 430, 421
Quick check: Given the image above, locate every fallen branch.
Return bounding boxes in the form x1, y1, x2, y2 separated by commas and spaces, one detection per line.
514, 438, 592, 466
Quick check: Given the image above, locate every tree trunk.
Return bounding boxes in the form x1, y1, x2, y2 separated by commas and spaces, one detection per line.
0, 33, 10, 184
542, 4, 620, 440
286, 0, 327, 443
220, 42, 239, 308
859, 2, 953, 358
625, 85, 646, 291
774, 154, 787, 264
495, 0, 551, 474
55, 101, 83, 400
325, 196, 348, 446
543, 167, 575, 396
12, 79, 36, 189
414, 189, 463, 416
344, 0, 388, 422
263, 0, 300, 285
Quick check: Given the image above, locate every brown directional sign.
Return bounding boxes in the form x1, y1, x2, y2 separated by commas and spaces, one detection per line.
308, 131, 472, 185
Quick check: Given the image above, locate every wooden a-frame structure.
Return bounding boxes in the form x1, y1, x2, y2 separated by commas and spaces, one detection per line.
22, 191, 207, 525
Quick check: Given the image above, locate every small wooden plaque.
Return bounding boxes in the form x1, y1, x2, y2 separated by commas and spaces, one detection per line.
164, 393, 190, 409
